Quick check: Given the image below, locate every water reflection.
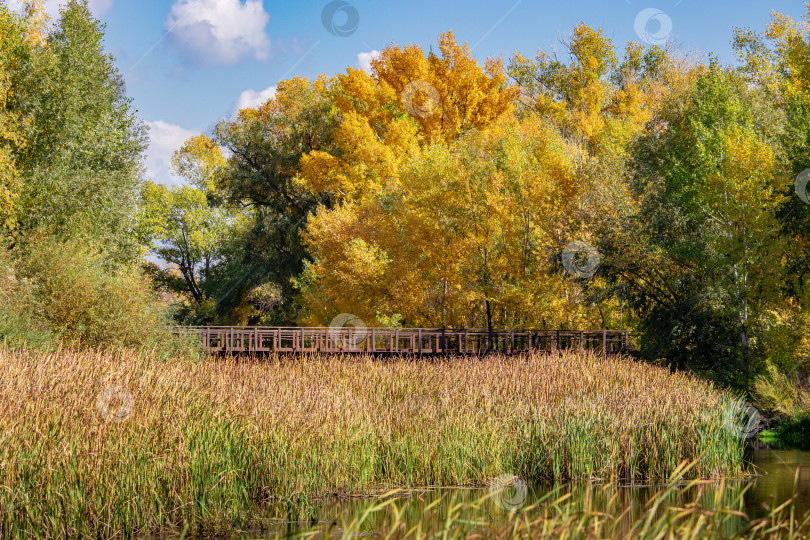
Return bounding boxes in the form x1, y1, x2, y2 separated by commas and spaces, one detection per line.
250, 448, 810, 538
746, 446, 810, 518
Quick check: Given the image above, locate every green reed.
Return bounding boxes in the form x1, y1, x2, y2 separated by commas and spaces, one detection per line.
0, 347, 748, 537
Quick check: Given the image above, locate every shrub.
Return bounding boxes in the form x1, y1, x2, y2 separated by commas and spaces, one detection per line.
0, 236, 183, 353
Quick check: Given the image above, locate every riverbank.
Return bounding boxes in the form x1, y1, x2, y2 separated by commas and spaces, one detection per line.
0, 347, 747, 536
760, 417, 810, 450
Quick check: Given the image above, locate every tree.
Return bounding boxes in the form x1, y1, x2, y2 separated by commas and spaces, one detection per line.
296, 33, 535, 327
298, 108, 612, 330
13, 0, 146, 259
0, 3, 29, 234
136, 181, 245, 323
733, 6, 810, 382
508, 24, 670, 154
300, 31, 517, 202
608, 66, 788, 388
173, 76, 340, 324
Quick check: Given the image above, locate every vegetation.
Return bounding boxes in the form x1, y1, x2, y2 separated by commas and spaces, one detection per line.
151, 7, 810, 414
1, 0, 809, 402
279, 465, 810, 539
0, 348, 746, 536
0, 0, 169, 352
1, 0, 810, 536
144, 8, 810, 438
0, 236, 185, 352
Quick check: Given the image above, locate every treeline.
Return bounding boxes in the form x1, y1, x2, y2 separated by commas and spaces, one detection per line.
155, 11, 810, 396
3, 1, 810, 406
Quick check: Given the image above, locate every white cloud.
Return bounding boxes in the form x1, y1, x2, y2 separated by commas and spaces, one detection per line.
357, 50, 381, 74
232, 85, 276, 113
7, 0, 113, 19
144, 120, 198, 185
166, 0, 271, 66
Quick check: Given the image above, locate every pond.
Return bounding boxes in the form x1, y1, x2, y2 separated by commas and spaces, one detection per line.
245, 446, 810, 538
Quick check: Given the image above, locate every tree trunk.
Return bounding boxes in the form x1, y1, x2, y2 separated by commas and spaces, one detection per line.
486, 299, 493, 352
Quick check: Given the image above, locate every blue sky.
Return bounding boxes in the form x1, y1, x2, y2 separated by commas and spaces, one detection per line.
15, 0, 805, 184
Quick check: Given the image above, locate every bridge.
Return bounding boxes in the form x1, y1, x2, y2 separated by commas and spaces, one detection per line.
174, 327, 630, 356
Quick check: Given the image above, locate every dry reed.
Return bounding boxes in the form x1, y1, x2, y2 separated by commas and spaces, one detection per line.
0, 347, 746, 537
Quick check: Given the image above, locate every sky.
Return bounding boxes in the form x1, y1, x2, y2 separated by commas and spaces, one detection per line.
10, 0, 806, 185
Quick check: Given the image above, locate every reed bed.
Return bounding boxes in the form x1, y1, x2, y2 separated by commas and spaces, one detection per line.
0, 347, 746, 537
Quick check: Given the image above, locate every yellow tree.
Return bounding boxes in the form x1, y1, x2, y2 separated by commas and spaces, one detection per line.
296, 32, 526, 327
171, 134, 226, 192
506, 23, 695, 333
298, 109, 606, 329
0, 3, 38, 235
734, 5, 810, 98
508, 24, 679, 216
299, 31, 518, 202
21, 0, 48, 46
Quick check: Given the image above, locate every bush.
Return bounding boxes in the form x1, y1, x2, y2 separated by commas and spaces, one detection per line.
0, 237, 185, 353
753, 362, 808, 418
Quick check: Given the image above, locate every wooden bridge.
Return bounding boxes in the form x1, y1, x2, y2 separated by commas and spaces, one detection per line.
174, 327, 630, 356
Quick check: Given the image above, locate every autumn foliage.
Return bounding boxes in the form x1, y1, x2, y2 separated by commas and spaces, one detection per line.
4, 0, 810, 396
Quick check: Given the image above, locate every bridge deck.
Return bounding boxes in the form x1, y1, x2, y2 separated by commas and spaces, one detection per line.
174, 327, 629, 355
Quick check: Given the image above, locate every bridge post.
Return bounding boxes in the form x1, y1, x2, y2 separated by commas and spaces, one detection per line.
418, 328, 422, 357
602, 329, 607, 355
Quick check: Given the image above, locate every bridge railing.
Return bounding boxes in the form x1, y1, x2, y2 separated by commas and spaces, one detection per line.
173, 326, 630, 355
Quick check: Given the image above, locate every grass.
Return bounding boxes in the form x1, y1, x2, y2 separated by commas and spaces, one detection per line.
0, 347, 749, 537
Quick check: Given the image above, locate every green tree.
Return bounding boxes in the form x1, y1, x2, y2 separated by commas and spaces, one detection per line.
136, 181, 245, 323
0, 3, 29, 234
175, 76, 340, 324
607, 66, 788, 388
14, 0, 146, 259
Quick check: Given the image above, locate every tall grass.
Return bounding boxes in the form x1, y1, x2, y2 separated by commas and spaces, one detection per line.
0, 348, 746, 537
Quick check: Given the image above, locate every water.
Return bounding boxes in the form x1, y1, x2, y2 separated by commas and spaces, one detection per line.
248, 447, 810, 537
746, 446, 810, 517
